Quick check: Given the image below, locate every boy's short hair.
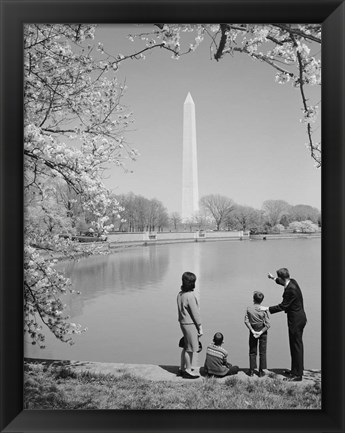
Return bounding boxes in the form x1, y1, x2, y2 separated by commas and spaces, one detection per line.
213, 332, 224, 346
181, 271, 196, 292
277, 268, 290, 280
253, 291, 264, 304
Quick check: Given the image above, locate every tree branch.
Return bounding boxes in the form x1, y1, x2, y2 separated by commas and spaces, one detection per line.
214, 24, 230, 61
24, 149, 83, 194
289, 33, 321, 167
273, 24, 321, 44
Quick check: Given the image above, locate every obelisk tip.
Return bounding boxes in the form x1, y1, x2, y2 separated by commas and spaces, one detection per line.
184, 92, 194, 104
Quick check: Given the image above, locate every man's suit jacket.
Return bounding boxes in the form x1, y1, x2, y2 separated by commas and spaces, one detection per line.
269, 278, 307, 331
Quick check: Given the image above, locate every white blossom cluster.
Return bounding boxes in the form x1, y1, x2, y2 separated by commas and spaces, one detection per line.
24, 24, 138, 346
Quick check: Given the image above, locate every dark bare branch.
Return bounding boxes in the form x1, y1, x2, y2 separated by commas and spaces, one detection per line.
273, 24, 321, 44
214, 24, 230, 61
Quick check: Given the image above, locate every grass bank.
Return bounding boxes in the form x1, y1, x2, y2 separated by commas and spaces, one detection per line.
24, 362, 321, 410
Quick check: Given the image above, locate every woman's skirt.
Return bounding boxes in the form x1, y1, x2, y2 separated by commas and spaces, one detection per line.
180, 323, 199, 352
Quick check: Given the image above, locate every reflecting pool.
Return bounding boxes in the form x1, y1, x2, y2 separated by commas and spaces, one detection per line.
25, 238, 321, 369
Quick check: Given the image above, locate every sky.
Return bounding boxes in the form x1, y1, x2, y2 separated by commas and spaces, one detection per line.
95, 25, 321, 214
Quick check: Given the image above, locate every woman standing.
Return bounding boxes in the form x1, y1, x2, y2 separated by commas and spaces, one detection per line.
177, 271, 203, 379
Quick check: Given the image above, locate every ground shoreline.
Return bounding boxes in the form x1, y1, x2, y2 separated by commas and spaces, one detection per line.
108, 232, 321, 249
24, 357, 321, 385
24, 357, 322, 409
50, 232, 321, 262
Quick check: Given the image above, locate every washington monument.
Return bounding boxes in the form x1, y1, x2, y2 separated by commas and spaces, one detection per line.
182, 92, 199, 221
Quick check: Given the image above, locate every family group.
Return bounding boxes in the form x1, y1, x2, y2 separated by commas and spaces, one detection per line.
177, 268, 307, 381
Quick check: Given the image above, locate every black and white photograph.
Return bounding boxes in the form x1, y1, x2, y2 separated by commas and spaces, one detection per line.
22, 22, 323, 410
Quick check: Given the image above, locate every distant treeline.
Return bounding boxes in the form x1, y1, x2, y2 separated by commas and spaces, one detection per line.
106, 193, 320, 234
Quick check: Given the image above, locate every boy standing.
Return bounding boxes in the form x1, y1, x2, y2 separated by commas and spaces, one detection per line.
204, 332, 239, 378
244, 291, 270, 377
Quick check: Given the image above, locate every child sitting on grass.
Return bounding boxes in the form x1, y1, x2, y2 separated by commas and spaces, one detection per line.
204, 332, 239, 378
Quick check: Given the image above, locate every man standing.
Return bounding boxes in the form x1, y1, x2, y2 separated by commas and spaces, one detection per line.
261, 268, 307, 382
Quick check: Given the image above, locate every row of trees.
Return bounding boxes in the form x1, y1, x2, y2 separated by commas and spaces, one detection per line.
182, 196, 320, 233
26, 185, 321, 236
105, 194, 320, 234
109, 193, 169, 232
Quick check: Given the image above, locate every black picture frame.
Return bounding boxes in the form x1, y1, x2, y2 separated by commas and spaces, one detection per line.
0, 1, 344, 432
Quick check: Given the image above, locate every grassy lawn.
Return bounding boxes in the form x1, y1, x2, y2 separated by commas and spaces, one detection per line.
24, 362, 321, 410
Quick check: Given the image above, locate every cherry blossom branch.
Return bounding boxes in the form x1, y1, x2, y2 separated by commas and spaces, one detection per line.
24, 282, 51, 329
273, 24, 321, 44
143, 24, 320, 166
24, 149, 83, 194
231, 47, 295, 77
214, 24, 230, 61
292, 40, 321, 167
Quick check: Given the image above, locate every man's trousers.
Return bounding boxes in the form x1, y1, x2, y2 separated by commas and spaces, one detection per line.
288, 320, 306, 376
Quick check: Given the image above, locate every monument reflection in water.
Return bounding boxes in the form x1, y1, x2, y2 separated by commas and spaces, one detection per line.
25, 238, 321, 369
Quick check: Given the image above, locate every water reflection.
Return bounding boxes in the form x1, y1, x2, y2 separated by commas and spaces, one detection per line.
56, 246, 170, 319
60, 246, 169, 296
176, 243, 201, 302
